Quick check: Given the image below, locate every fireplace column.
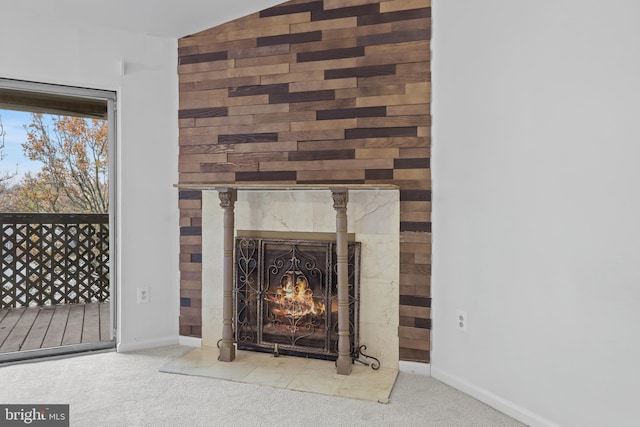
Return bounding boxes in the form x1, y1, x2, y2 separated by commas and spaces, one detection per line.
217, 188, 237, 362
332, 188, 352, 375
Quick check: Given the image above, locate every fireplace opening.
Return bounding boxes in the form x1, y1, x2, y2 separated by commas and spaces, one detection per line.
234, 237, 360, 360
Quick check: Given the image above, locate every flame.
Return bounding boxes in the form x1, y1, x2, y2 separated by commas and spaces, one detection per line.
267, 272, 325, 318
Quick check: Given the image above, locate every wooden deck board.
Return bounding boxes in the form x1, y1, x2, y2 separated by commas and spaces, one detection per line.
41, 304, 71, 348
0, 302, 111, 354
0, 308, 39, 352
21, 306, 56, 351
99, 302, 111, 341
0, 307, 26, 349
82, 302, 100, 343
61, 304, 85, 346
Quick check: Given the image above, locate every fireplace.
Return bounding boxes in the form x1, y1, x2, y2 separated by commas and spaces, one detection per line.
199, 186, 400, 371
234, 237, 360, 360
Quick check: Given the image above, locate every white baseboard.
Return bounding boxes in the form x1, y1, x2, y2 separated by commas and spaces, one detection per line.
117, 336, 179, 353
399, 361, 431, 376
179, 336, 202, 347
431, 366, 561, 427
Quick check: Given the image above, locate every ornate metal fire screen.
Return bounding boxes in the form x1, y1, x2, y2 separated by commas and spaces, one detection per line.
234, 237, 360, 360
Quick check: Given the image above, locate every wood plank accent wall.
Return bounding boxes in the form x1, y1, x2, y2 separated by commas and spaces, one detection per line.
177, 0, 432, 362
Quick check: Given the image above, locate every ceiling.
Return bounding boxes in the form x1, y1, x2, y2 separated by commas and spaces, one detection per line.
11, 0, 284, 39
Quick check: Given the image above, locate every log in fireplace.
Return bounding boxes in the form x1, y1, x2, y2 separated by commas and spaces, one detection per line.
234, 237, 360, 361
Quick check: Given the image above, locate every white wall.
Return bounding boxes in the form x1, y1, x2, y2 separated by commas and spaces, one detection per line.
432, 1, 640, 426
0, 11, 180, 350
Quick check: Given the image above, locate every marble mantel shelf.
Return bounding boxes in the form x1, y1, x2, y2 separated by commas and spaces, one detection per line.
174, 183, 399, 191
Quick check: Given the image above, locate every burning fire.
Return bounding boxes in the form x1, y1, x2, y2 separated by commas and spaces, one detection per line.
267, 272, 325, 318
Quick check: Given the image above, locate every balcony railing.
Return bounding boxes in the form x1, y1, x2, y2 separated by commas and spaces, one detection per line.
1, 213, 109, 309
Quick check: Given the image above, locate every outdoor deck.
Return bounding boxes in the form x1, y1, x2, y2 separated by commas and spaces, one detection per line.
0, 302, 111, 353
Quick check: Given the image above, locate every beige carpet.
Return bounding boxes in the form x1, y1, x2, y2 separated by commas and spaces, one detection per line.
0, 345, 526, 427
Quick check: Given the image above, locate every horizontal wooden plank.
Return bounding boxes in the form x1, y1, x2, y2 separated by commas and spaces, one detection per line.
179, 144, 234, 155
393, 179, 430, 190
178, 59, 232, 75
398, 325, 430, 340
324, 0, 377, 9
290, 57, 359, 73
360, 42, 430, 65
289, 98, 357, 112
297, 46, 365, 63
393, 168, 430, 181
387, 102, 430, 116
355, 148, 399, 159
298, 139, 365, 151
297, 169, 365, 181
261, 70, 324, 84
401, 211, 430, 222
232, 140, 298, 153
365, 169, 394, 180
179, 107, 228, 119
180, 76, 260, 92
269, 89, 335, 104
394, 157, 430, 169
358, 8, 431, 26
228, 103, 290, 116
278, 129, 345, 141
381, 0, 431, 13
356, 92, 428, 107
236, 171, 297, 181
260, 1, 323, 17
228, 44, 290, 60
311, 4, 379, 22
290, 78, 357, 93
228, 83, 289, 97
399, 148, 431, 159
399, 305, 430, 319
179, 172, 235, 183
228, 152, 288, 163
234, 54, 292, 69
257, 31, 322, 47
201, 160, 260, 173
325, 64, 396, 80
218, 132, 278, 144
357, 115, 429, 128
322, 22, 392, 41
346, 126, 417, 139
289, 36, 358, 54
317, 106, 386, 120
357, 29, 429, 47
178, 50, 229, 65
259, 158, 393, 172
290, 17, 357, 33
289, 149, 355, 161
190, 122, 288, 135
228, 63, 290, 78
290, 118, 356, 132
336, 84, 406, 100
252, 111, 315, 124
399, 337, 430, 351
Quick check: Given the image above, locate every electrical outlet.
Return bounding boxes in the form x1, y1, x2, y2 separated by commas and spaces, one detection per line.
137, 286, 150, 304
456, 309, 467, 332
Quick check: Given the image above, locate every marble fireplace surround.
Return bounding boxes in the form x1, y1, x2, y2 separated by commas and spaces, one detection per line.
198, 185, 400, 369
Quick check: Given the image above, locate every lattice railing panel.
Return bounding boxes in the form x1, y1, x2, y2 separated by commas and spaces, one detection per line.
1, 213, 109, 308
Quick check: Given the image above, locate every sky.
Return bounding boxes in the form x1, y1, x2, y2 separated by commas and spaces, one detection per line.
0, 109, 45, 183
